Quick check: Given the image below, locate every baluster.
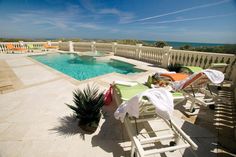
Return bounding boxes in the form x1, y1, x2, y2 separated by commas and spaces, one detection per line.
194, 55, 199, 66
224, 57, 233, 79
203, 55, 208, 69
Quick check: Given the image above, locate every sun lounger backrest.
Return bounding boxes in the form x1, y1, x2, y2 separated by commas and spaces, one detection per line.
138, 98, 156, 116
181, 72, 209, 89
6, 44, 14, 49
44, 44, 49, 48
27, 44, 34, 49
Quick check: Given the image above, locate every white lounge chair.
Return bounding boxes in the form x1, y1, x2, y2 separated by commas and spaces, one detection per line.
172, 69, 226, 113
112, 82, 198, 157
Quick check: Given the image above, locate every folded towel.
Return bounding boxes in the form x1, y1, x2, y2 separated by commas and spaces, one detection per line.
114, 80, 138, 87
114, 88, 174, 122
202, 69, 224, 84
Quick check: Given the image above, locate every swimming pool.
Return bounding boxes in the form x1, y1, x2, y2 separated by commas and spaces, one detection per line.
30, 53, 144, 80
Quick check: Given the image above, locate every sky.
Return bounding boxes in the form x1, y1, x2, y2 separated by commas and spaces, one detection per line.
0, 0, 236, 43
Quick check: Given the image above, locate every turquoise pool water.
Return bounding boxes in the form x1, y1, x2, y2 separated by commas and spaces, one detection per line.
30, 53, 144, 80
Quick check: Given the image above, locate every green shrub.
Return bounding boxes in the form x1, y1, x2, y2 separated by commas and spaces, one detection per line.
155, 41, 168, 48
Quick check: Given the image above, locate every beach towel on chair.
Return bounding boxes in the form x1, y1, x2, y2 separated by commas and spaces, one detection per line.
114, 88, 174, 122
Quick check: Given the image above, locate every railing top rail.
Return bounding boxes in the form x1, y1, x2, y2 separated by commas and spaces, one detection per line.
95, 43, 112, 45
142, 46, 164, 51
116, 44, 136, 47
73, 42, 92, 44
171, 49, 235, 57
0, 42, 47, 44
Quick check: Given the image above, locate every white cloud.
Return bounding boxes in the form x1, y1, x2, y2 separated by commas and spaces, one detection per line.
5, 5, 101, 31
140, 13, 236, 24
130, 0, 231, 23
99, 8, 134, 23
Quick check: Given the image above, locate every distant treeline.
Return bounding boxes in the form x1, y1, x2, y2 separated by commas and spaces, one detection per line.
0, 38, 235, 54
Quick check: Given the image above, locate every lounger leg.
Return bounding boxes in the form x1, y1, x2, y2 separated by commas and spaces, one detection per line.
189, 100, 196, 113
131, 143, 135, 157
191, 85, 195, 97
189, 147, 198, 157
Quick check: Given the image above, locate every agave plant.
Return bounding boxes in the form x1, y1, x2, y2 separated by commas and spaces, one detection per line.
66, 85, 104, 131
167, 63, 182, 73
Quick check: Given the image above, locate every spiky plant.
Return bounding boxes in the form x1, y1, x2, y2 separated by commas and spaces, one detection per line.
66, 85, 104, 129
167, 63, 182, 73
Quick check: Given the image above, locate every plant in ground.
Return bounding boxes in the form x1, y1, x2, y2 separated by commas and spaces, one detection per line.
66, 85, 104, 133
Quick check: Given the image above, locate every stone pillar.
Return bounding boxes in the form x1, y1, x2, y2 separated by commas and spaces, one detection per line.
161, 46, 172, 68
91, 41, 96, 52
112, 42, 117, 54
136, 44, 142, 60
230, 63, 236, 88
69, 41, 74, 52
19, 41, 24, 48
47, 40, 51, 46
58, 41, 62, 50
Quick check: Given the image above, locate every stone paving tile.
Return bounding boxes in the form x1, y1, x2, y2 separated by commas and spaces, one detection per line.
0, 123, 30, 141
11, 65, 58, 86
0, 141, 29, 157
0, 123, 10, 134
5, 57, 35, 67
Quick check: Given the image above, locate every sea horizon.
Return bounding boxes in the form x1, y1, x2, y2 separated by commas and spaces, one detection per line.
142, 40, 227, 48
0, 37, 233, 49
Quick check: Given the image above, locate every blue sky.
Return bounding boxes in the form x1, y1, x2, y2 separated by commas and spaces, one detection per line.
0, 0, 236, 43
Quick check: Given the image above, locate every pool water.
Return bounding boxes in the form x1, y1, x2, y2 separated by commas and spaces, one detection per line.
30, 53, 144, 80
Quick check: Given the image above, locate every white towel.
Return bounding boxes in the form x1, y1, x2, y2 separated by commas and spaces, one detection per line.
202, 69, 224, 84
114, 88, 174, 122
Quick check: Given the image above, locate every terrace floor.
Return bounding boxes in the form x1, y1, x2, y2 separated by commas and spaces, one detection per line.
0, 52, 235, 157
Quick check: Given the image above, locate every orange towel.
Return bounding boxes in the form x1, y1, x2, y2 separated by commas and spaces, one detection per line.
44, 44, 58, 49
160, 73, 188, 81
6, 44, 14, 50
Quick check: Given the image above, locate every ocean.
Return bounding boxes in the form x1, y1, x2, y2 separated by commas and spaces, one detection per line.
143, 40, 225, 48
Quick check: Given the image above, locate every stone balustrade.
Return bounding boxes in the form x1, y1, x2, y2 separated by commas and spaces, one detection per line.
0, 41, 235, 82
169, 49, 236, 80
0, 41, 59, 53
59, 41, 69, 51
95, 43, 112, 52
73, 42, 92, 52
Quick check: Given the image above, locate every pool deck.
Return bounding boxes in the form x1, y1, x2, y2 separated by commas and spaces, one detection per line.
0, 52, 235, 157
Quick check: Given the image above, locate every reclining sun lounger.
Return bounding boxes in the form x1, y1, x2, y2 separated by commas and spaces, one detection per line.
6, 43, 27, 53
112, 82, 198, 157
27, 44, 42, 52
43, 43, 58, 50
148, 69, 226, 114
172, 69, 226, 113
180, 63, 228, 75
179, 66, 203, 74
